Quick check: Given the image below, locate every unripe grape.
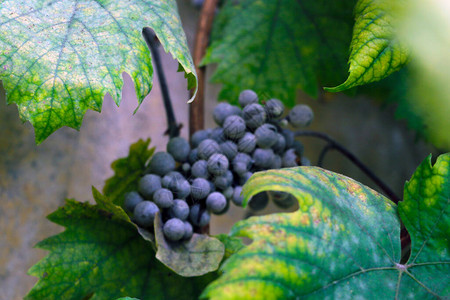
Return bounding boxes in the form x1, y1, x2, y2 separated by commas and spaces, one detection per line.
191, 178, 211, 199
220, 141, 238, 160
163, 218, 185, 241
248, 192, 269, 211
153, 188, 174, 208
255, 124, 278, 148
238, 89, 258, 108
167, 137, 191, 162
207, 153, 229, 176
198, 139, 221, 160
237, 132, 256, 153
134, 201, 159, 227
124, 191, 144, 212
223, 115, 246, 140
148, 152, 176, 176
191, 160, 209, 179
206, 192, 227, 214
191, 129, 210, 148
253, 148, 275, 169
288, 104, 314, 127
282, 148, 298, 167
213, 102, 242, 126
168, 199, 190, 220
264, 98, 284, 120
243, 103, 266, 130
138, 174, 162, 199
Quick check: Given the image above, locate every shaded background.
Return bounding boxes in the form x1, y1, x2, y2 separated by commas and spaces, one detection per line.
0, 1, 437, 299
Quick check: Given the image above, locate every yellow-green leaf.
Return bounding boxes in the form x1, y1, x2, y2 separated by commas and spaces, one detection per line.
325, 0, 409, 92
0, 0, 196, 144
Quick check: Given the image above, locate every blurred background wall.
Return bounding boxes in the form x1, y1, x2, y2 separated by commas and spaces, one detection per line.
0, 1, 437, 299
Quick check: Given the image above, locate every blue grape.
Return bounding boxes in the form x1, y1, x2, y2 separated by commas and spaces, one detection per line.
153, 188, 174, 208
243, 103, 266, 130
223, 186, 234, 200
253, 148, 275, 169
133, 201, 159, 227
301, 156, 311, 166
191, 130, 210, 148
206, 192, 227, 214
239, 171, 253, 185
124, 191, 144, 212
288, 104, 314, 127
188, 148, 199, 164
282, 149, 298, 167
167, 137, 191, 162
138, 174, 162, 199
189, 204, 210, 227
174, 179, 191, 199
162, 171, 184, 190
183, 221, 193, 240
210, 127, 225, 143
198, 139, 221, 160
238, 89, 258, 108
293, 140, 305, 157
255, 124, 278, 148
207, 153, 229, 176
232, 153, 252, 175
281, 129, 295, 148
213, 102, 242, 126
264, 98, 285, 120
214, 174, 231, 190
148, 152, 176, 176
237, 132, 256, 153
248, 192, 269, 211
181, 162, 191, 174
191, 178, 211, 199
231, 186, 244, 206
220, 141, 238, 160
163, 218, 185, 241
223, 115, 246, 140
272, 133, 286, 154
270, 154, 282, 169
191, 160, 209, 178
168, 199, 190, 220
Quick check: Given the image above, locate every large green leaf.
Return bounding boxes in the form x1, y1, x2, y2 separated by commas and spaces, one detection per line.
202, 0, 356, 105
26, 192, 215, 300
0, 0, 196, 144
103, 138, 154, 207
202, 155, 450, 299
326, 0, 409, 92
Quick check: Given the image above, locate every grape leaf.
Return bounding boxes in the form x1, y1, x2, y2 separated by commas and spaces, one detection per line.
325, 0, 409, 92
214, 234, 245, 261
202, 0, 356, 106
26, 193, 216, 299
154, 213, 225, 277
0, 0, 196, 144
103, 139, 154, 207
202, 155, 450, 299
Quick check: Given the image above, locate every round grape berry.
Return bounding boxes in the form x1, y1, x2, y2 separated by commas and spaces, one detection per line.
148, 152, 176, 176
213, 102, 242, 126
153, 188, 174, 208
133, 201, 159, 227
282, 148, 298, 167
124, 191, 144, 212
288, 104, 314, 127
168, 200, 190, 221
191, 130, 210, 148
243, 103, 266, 130
210, 127, 225, 143
237, 132, 257, 153
253, 148, 275, 169
191, 160, 209, 178
206, 192, 227, 214
220, 141, 238, 160
255, 124, 278, 148
198, 139, 221, 160
183, 221, 193, 240
191, 178, 211, 199
231, 186, 244, 206
163, 218, 185, 241
189, 204, 210, 227
272, 133, 286, 154
264, 98, 284, 120
167, 137, 191, 162
138, 174, 162, 199
238, 89, 258, 108
207, 153, 229, 176
223, 115, 246, 140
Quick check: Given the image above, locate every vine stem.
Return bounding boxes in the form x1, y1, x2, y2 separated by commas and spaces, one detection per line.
189, 0, 219, 137
295, 130, 401, 204
143, 27, 180, 138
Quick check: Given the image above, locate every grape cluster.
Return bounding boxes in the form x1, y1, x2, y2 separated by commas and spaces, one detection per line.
123, 89, 314, 242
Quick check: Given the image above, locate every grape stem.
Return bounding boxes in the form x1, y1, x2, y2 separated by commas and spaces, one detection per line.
295, 130, 401, 204
143, 27, 181, 138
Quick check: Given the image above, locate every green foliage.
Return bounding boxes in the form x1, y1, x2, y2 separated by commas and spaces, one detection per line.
154, 213, 225, 277
325, 0, 409, 92
214, 234, 245, 261
202, 155, 450, 299
26, 191, 215, 300
203, 0, 356, 105
103, 139, 154, 207
0, 0, 196, 144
